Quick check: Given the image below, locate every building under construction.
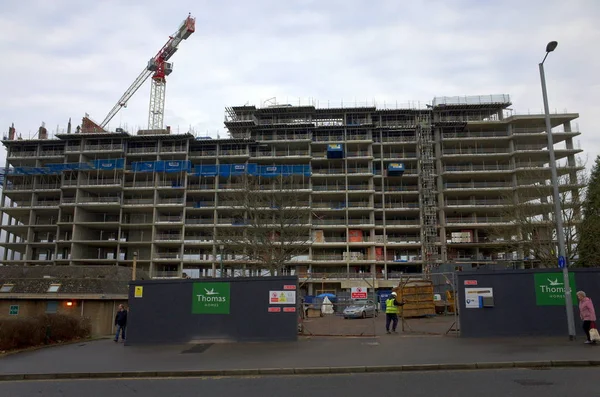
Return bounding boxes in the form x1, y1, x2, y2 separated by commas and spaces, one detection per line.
0, 94, 583, 292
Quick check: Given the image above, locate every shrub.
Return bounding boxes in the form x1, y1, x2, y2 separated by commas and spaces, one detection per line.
0, 314, 91, 351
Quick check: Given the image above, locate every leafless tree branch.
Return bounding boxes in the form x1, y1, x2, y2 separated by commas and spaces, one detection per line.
215, 175, 312, 275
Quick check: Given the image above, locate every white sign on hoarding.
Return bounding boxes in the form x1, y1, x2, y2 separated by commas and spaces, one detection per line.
269, 290, 296, 305
465, 288, 493, 309
351, 287, 368, 299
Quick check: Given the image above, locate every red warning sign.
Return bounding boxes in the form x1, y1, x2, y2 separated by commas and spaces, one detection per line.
351, 287, 368, 299
283, 307, 296, 313
464, 280, 478, 286
268, 307, 281, 313
284, 285, 296, 290
270, 291, 279, 303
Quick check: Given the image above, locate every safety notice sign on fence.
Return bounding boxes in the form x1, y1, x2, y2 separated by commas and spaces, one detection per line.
269, 290, 296, 305
351, 287, 368, 299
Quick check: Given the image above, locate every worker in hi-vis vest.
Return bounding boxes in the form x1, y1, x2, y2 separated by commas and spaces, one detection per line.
385, 292, 405, 334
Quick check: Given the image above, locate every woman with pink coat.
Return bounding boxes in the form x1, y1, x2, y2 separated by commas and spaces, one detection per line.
577, 291, 597, 344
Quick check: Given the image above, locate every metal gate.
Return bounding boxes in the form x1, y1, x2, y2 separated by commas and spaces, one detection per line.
396, 272, 459, 336
297, 272, 459, 337
298, 274, 379, 337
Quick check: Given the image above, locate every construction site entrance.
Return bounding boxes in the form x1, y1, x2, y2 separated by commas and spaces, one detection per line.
298, 272, 458, 337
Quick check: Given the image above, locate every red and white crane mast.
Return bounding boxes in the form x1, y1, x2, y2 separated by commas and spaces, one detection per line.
99, 14, 195, 130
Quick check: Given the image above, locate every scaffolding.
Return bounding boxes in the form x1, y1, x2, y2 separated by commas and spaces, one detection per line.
418, 115, 438, 273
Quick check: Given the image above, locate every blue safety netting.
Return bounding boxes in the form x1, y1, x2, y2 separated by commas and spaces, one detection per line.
132, 160, 191, 173
92, 158, 125, 170
249, 165, 311, 177
131, 161, 161, 173
47, 164, 68, 172
219, 164, 247, 178
3, 159, 311, 178
64, 163, 93, 171
194, 164, 218, 177
164, 160, 192, 173
246, 163, 258, 175
192, 163, 310, 177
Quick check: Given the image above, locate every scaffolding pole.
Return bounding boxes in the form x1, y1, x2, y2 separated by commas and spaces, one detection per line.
418, 115, 438, 274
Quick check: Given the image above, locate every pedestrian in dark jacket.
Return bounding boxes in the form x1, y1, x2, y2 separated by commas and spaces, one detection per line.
114, 304, 128, 342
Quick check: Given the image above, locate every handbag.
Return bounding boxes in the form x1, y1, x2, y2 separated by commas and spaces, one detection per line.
590, 322, 600, 342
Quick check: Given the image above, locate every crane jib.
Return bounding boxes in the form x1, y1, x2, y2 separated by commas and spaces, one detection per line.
98, 14, 196, 130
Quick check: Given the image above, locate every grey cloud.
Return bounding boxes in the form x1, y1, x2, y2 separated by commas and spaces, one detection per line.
0, 0, 599, 166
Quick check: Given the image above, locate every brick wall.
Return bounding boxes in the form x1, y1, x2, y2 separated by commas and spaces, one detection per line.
0, 299, 128, 336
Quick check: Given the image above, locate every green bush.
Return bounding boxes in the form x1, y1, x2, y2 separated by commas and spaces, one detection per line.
0, 314, 91, 351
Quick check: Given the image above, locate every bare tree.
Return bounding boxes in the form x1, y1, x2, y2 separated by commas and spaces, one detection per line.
578, 155, 600, 267
216, 175, 312, 276
486, 166, 586, 268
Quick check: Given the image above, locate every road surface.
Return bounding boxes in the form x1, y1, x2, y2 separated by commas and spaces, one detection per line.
0, 368, 596, 397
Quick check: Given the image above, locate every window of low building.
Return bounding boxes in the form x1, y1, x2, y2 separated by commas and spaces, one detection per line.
46, 301, 58, 314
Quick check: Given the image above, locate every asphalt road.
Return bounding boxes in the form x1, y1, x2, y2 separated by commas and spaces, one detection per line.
1, 368, 597, 397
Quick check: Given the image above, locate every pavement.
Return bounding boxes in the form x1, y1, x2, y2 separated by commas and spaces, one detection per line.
0, 332, 598, 380
301, 312, 458, 336
1, 368, 598, 397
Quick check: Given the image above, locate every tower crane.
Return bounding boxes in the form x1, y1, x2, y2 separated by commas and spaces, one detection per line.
99, 14, 195, 131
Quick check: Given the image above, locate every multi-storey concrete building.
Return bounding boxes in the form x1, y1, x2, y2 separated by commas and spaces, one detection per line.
0, 94, 583, 293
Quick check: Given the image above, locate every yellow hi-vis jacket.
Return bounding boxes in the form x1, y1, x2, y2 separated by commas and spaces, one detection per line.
386, 298, 400, 314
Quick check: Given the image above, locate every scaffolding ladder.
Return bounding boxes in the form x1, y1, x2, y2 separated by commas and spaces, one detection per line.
418, 116, 438, 273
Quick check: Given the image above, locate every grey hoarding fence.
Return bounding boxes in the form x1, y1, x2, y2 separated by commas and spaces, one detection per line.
127, 276, 299, 345
457, 268, 600, 338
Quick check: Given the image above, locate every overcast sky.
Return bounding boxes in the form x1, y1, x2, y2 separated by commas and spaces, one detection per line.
1, 0, 598, 166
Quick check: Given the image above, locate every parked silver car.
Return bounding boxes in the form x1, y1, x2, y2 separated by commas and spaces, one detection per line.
343, 300, 379, 319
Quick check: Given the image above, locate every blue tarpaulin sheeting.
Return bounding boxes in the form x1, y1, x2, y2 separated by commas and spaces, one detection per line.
63, 163, 92, 171
165, 160, 192, 173
219, 164, 246, 177
47, 164, 68, 172
194, 165, 218, 177
259, 165, 281, 177
92, 159, 125, 170
10, 166, 61, 175
294, 165, 311, 177
132, 161, 159, 173
256, 164, 311, 177
14, 167, 33, 175
33, 167, 50, 175
247, 163, 258, 175
327, 144, 344, 159
193, 163, 310, 177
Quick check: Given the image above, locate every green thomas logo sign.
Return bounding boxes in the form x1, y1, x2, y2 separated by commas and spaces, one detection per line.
534, 273, 577, 306
192, 282, 231, 314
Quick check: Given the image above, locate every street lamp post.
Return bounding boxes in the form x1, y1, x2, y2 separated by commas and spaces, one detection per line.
219, 244, 224, 278
539, 40, 576, 340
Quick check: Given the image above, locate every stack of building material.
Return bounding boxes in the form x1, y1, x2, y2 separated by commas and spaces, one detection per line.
392, 280, 436, 318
